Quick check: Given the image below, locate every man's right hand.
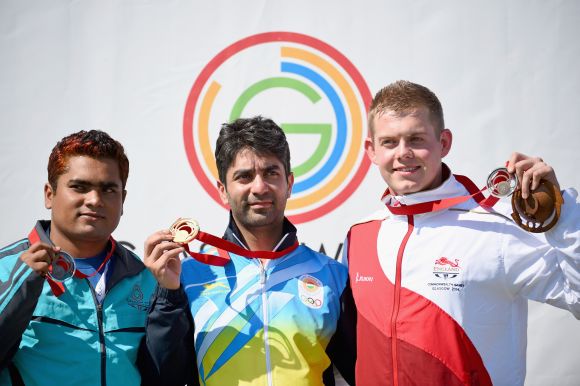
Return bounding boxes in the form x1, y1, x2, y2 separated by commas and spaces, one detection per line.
20, 242, 60, 277
144, 230, 185, 290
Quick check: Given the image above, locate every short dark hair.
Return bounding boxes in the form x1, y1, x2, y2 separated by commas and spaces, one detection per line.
48, 130, 129, 189
369, 80, 444, 136
215, 116, 291, 184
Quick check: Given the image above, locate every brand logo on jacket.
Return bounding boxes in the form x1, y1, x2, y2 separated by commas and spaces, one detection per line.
428, 257, 465, 292
201, 281, 230, 296
355, 272, 374, 282
298, 274, 324, 309
126, 284, 151, 311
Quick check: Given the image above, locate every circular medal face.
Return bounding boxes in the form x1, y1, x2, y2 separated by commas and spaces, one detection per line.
487, 167, 518, 198
170, 218, 200, 244
48, 251, 76, 282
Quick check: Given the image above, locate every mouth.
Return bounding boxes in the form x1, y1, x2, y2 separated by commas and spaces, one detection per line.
79, 212, 105, 220
248, 201, 274, 209
393, 166, 421, 174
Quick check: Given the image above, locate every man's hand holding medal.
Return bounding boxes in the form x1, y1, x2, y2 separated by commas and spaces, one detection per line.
504, 152, 563, 233
143, 228, 185, 290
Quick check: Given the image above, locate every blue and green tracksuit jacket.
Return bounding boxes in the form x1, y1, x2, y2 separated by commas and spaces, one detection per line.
0, 220, 158, 386
145, 216, 356, 386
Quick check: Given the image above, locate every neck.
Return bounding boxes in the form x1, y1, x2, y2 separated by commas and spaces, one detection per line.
238, 223, 284, 252
49, 226, 109, 258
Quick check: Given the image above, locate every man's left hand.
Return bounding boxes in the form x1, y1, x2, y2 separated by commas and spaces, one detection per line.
507, 152, 560, 199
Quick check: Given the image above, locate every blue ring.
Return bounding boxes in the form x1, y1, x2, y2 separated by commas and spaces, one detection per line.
281, 61, 346, 193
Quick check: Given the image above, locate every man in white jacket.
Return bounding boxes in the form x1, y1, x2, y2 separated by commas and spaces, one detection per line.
343, 80, 579, 386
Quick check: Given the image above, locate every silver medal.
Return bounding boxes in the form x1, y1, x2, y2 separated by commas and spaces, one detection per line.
487, 167, 518, 198
48, 251, 76, 282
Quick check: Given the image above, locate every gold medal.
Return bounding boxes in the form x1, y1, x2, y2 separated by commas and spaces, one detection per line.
170, 218, 200, 244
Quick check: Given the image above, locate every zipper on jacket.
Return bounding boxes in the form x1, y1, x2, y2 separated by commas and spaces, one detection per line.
88, 279, 107, 386
259, 262, 273, 386
390, 215, 414, 386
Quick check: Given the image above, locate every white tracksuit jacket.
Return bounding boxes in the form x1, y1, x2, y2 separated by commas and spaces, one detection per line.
344, 173, 579, 386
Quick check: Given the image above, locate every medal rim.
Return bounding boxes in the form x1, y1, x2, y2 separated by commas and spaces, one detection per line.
487, 167, 518, 198
170, 218, 200, 244
47, 251, 76, 282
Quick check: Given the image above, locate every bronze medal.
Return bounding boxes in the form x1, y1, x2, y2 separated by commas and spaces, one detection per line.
511, 180, 563, 233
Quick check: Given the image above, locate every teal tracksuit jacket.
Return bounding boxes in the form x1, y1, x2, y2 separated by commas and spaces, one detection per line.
0, 220, 158, 386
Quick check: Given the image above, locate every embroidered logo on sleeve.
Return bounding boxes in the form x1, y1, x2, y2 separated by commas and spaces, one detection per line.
298, 275, 324, 309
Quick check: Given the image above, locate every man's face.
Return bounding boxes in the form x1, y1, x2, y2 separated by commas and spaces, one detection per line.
45, 156, 126, 248
218, 148, 293, 232
366, 107, 452, 196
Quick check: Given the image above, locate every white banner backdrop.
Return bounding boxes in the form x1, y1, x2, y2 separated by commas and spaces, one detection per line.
1, 1, 578, 385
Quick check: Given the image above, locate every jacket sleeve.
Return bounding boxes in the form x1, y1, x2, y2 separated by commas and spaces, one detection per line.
502, 188, 580, 317
0, 245, 45, 368
324, 245, 356, 386
325, 278, 357, 385
144, 284, 199, 386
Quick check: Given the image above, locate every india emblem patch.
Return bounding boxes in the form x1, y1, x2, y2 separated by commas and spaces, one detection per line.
298, 274, 324, 309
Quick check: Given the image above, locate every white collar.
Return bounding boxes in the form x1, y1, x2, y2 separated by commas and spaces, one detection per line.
381, 172, 470, 207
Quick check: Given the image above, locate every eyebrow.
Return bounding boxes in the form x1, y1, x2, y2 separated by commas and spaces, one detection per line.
67, 179, 121, 189
231, 164, 281, 177
264, 164, 281, 172
377, 130, 428, 139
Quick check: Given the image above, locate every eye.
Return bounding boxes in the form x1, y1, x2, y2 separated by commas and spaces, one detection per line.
410, 136, 424, 144
70, 184, 88, 193
234, 173, 252, 183
380, 139, 397, 148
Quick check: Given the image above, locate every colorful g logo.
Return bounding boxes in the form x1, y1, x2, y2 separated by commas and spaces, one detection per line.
183, 32, 371, 223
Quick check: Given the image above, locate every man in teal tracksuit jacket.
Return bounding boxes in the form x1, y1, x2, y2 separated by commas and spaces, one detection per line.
0, 130, 159, 386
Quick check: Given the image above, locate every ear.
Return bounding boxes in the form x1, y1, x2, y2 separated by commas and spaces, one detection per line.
364, 137, 377, 164
217, 180, 229, 206
286, 172, 294, 198
440, 129, 453, 158
44, 183, 54, 209
121, 189, 127, 215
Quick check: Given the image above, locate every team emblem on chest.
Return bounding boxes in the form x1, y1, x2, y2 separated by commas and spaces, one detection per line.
433, 257, 461, 279
298, 275, 324, 309
428, 256, 465, 292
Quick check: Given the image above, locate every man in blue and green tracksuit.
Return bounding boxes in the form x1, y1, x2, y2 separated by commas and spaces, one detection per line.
0, 130, 159, 386
144, 116, 356, 385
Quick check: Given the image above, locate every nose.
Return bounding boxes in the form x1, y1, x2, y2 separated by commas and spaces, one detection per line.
396, 140, 413, 159
250, 175, 269, 195
85, 189, 104, 207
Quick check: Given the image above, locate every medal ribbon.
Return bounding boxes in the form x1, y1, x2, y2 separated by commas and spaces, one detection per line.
384, 174, 500, 216
73, 239, 116, 280
182, 230, 299, 267
28, 228, 65, 296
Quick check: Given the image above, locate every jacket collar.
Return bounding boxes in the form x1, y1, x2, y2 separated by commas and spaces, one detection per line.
381, 164, 469, 207
222, 212, 298, 252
